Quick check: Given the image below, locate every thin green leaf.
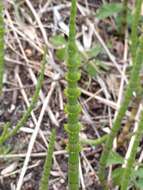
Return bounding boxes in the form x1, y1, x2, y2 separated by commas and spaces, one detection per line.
112, 168, 125, 186
86, 45, 102, 58
86, 62, 97, 77
134, 167, 143, 178
134, 179, 143, 189
106, 151, 124, 166
96, 3, 123, 20
56, 47, 67, 61
86, 60, 108, 77
50, 35, 66, 47
115, 11, 133, 31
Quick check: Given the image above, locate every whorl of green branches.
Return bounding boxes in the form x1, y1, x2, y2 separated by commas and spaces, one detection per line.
64, 0, 81, 189
120, 39, 143, 190
39, 129, 56, 190
99, 30, 143, 190
0, 1, 5, 93
0, 48, 46, 145
131, 0, 142, 62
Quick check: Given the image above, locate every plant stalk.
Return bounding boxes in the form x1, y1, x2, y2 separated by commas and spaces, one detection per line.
131, 0, 142, 62
81, 134, 108, 147
98, 35, 143, 188
121, 103, 143, 190
39, 129, 56, 190
117, 94, 141, 148
65, 0, 81, 189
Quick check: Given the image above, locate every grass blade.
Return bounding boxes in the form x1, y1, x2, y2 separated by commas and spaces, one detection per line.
39, 129, 56, 190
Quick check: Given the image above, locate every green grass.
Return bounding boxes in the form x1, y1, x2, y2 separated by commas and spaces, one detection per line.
39, 129, 56, 190
121, 36, 143, 188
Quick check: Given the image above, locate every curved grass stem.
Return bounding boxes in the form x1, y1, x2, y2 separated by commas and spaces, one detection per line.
131, 0, 142, 62
39, 129, 56, 190
80, 134, 108, 147
117, 93, 142, 148
121, 105, 143, 190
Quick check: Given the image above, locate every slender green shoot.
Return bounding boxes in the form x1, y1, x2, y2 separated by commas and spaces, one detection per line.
39, 129, 56, 190
117, 93, 141, 147
64, 0, 82, 189
99, 35, 143, 188
0, 1, 5, 93
131, 0, 142, 62
80, 134, 108, 147
121, 105, 143, 190
0, 48, 46, 145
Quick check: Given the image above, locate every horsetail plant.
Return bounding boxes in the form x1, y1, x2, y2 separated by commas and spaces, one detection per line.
0, 48, 46, 145
0, 1, 5, 93
121, 90, 143, 189
121, 37, 143, 190
121, 108, 143, 190
117, 97, 141, 148
131, 0, 142, 62
99, 4, 143, 187
64, 0, 82, 189
39, 129, 56, 190
99, 46, 143, 188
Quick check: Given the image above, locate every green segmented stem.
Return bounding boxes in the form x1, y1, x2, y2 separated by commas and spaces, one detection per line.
131, 0, 142, 62
0, 48, 46, 145
98, 36, 143, 188
121, 106, 143, 190
64, 0, 81, 189
0, 1, 5, 93
39, 129, 56, 190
